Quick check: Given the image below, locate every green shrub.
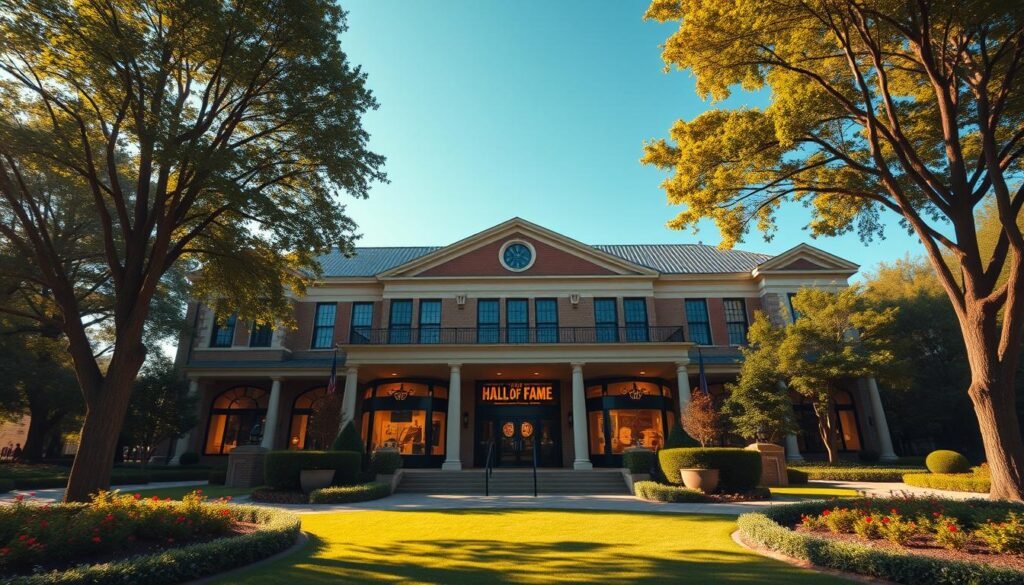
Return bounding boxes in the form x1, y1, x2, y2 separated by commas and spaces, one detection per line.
333, 421, 365, 456
902, 472, 990, 493
657, 447, 761, 492
177, 452, 200, 466
369, 450, 403, 476
925, 450, 971, 474
737, 500, 1024, 585
208, 468, 227, 485
251, 488, 308, 504
622, 449, 655, 475
664, 421, 699, 448
633, 481, 708, 503
788, 465, 925, 482
786, 468, 809, 484
975, 511, 1024, 554
309, 482, 390, 504
0, 479, 13, 493
263, 451, 361, 490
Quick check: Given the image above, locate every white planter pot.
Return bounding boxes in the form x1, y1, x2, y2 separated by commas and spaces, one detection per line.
679, 468, 719, 493
300, 469, 336, 494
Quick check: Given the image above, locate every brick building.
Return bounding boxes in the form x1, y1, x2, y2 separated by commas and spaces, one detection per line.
171, 218, 897, 469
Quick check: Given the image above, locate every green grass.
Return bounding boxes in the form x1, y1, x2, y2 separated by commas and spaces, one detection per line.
218, 510, 850, 584
126, 484, 253, 500
769, 484, 859, 501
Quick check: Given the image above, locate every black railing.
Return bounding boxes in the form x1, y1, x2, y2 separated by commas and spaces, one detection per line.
349, 325, 686, 345
532, 435, 538, 497
484, 440, 495, 496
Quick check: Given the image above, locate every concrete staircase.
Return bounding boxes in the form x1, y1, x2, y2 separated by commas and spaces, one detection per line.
396, 469, 630, 495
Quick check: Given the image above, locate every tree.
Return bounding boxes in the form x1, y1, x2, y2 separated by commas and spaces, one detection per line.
119, 353, 196, 467
0, 1, 385, 501
682, 391, 723, 448
723, 326, 799, 443
643, 1, 1024, 499
306, 392, 343, 451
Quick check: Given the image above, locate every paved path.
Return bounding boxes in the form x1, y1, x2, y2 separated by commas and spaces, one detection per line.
818, 479, 987, 501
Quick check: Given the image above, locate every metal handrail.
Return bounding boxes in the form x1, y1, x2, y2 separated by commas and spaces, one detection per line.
349, 325, 686, 346
484, 440, 495, 496
532, 435, 538, 497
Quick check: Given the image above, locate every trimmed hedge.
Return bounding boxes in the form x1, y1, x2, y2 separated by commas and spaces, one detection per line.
926, 450, 971, 474
309, 482, 390, 504
634, 481, 708, 503
369, 450, 403, 476
264, 451, 361, 490
251, 488, 308, 505
902, 472, 990, 493
786, 468, 809, 484
177, 452, 200, 466
5, 505, 300, 585
622, 449, 655, 475
208, 468, 227, 485
787, 466, 926, 482
0, 479, 13, 493
657, 448, 762, 492
737, 500, 1024, 585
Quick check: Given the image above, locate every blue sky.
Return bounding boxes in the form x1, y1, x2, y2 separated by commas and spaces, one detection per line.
337, 1, 922, 278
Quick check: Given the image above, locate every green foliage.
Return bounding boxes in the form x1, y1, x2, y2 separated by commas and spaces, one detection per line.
0, 479, 12, 493
633, 481, 708, 503
975, 512, 1024, 555
263, 451, 361, 490
657, 447, 762, 492
738, 499, 1024, 585
789, 466, 925, 483
121, 355, 197, 465
208, 468, 227, 486
369, 450, 403, 476
333, 421, 365, 456
786, 468, 809, 485
178, 452, 199, 466
622, 449, 655, 475
308, 482, 390, 504
664, 421, 698, 448
723, 359, 797, 443
926, 450, 972, 474
903, 473, 990, 493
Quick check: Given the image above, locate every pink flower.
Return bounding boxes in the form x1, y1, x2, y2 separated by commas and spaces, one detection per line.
39, 520, 48, 529
105, 514, 114, 522
133, 493, 142, 500
14, 495, 24, 503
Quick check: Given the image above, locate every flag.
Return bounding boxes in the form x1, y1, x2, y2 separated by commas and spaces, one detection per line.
697, 347, 710, 395
326, 349, 338, 395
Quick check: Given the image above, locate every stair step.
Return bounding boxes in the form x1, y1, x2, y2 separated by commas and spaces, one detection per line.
396, 469, 630, 495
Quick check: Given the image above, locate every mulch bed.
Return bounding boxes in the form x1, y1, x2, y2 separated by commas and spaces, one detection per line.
795, 525, 1024, 573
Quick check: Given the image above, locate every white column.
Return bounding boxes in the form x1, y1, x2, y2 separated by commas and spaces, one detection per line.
675, 361, 691, 418
571, 362, 592, 470
171, 379, 201, 464
442, 364, 462, 470
260, 377, 283, 449
340, 366, 359, 428
866, 377, 898, 462
785, 434, 804, 462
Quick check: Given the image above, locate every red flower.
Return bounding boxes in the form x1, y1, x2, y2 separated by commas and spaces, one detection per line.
167, 537, 174, 544
39, 520, 48, 529
14, 495, 24, 503
822, 510, 831, 516
864, 517, 873, 523
91, 536, 101, 544
134, 493, 142, 500
933, 512, 941, 518
219, 509, 231, 517
882, 517, 890, 524
891, 508, 898, 515
151, 496, 160, 502
225, 496, 232, 501
0, 547, 9, 556
947, 524, 958, 532
105, 514, 114, 522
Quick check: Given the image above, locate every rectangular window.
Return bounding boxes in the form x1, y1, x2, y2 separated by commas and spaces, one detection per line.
535, 298, 558, 343
788, 292, 801, 321
311, 303, 336, 349
685, 299, 712, 345
388, 299, 413, 344
623, 298, 649, 342
724, 298, 749, 345
418, 299, 442, 344
594, 298, 619, 342
248, 322, 273, 347
210, 313, 237, 348
477, 299, 499, 343
506, 299, 528, 343
350, 302, 373, 344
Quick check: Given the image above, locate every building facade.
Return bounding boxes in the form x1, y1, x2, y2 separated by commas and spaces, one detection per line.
171, 218, 897, 469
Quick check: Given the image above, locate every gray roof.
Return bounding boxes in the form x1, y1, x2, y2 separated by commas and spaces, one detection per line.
317, 243, 772, 277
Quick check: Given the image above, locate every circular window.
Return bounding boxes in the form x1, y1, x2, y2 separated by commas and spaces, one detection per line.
499, 240, 535, 272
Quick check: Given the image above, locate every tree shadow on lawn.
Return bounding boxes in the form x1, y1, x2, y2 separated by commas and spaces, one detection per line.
224, 510, 849, 584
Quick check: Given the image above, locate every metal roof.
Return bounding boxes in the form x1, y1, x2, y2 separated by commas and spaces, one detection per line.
316, 243, 772, 277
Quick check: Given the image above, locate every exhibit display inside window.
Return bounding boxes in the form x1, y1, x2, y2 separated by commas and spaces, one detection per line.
584, 378, 674, 466
360, 379, 447, 467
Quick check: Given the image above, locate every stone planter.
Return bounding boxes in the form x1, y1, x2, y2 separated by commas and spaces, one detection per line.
300, 469, 336, 494
680, 468, 719, 493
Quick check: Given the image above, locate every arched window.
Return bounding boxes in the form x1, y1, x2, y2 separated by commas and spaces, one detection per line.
204, 386, 268, 455
287, 387, 331, 450
585, 378, 673, 466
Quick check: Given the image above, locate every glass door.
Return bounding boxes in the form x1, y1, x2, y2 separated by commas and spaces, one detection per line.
498, 417, 536, 466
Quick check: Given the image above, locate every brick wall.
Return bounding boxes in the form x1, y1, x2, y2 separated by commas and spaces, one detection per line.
418, 233, 617, 277
559, 297, 594, 327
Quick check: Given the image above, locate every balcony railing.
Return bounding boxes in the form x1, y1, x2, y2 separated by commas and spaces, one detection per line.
348, 326, 686, 345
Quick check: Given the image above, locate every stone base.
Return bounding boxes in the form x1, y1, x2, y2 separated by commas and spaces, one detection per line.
573, 459, 593, 470
226, 445, 268, 488
441, 460, 462, 471
745, 442, 788, 487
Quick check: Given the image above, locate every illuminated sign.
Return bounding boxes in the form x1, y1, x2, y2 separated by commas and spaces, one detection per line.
479, 382, 557, 405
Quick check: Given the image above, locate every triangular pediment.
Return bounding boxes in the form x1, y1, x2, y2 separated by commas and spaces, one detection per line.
378, 218, 658, 278
753, 243, 859, 275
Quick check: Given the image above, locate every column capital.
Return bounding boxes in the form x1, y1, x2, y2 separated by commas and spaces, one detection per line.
674, 360, 689, 371
270, 376, 284, 383
344, 366, 358, 375
570, 361, 585, 370
447, 363, 462, 371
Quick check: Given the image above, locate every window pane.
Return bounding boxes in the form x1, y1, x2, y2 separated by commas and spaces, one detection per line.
838, 410, 862, 451
607, 381, 660, 398
724, 299, 748, 345
369, 410, 428, 455
312, 304, 336, 349
211, 313, 237, 348
507, 299, 528, 343
388, 300, 412, 344
418, 300, 441, 344
586, 385, 604, 398
205, 414, 227, 454
376, 382, 429, 398
685, 299, 711, 345
288, 414, 309, 450
351, 303, 373, 344
536, 299, 558, 343
431, 411, 446, 456
249, 322, 273, 347
477, 299, 499, 343
623, 298, 648, 342
588, 411, 606, 455
608, 409, 664, 453
594, 298, 618, 342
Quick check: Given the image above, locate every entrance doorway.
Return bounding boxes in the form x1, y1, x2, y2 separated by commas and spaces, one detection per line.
474, 379, 563, 467
488, 416, 560, 467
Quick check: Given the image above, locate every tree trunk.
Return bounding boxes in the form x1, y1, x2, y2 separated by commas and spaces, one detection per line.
23, 415, 53, 462
814, 401, 840, 464
968, 377, 1024, 500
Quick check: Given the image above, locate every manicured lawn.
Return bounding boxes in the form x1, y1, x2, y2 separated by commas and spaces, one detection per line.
770, 485, 859, 501
220, 510, 849, 584
128, 484, 252, 500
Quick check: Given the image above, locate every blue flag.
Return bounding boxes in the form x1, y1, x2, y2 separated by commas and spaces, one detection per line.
697, 347, 710, 395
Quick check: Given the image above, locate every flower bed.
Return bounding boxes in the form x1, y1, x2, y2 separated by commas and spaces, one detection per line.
787, 464, 926, 482
737, 496, 1024, 584
1, 490, 300, 585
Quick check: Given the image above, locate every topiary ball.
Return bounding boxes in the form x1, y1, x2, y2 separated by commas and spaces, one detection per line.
925, 450, 971, 474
